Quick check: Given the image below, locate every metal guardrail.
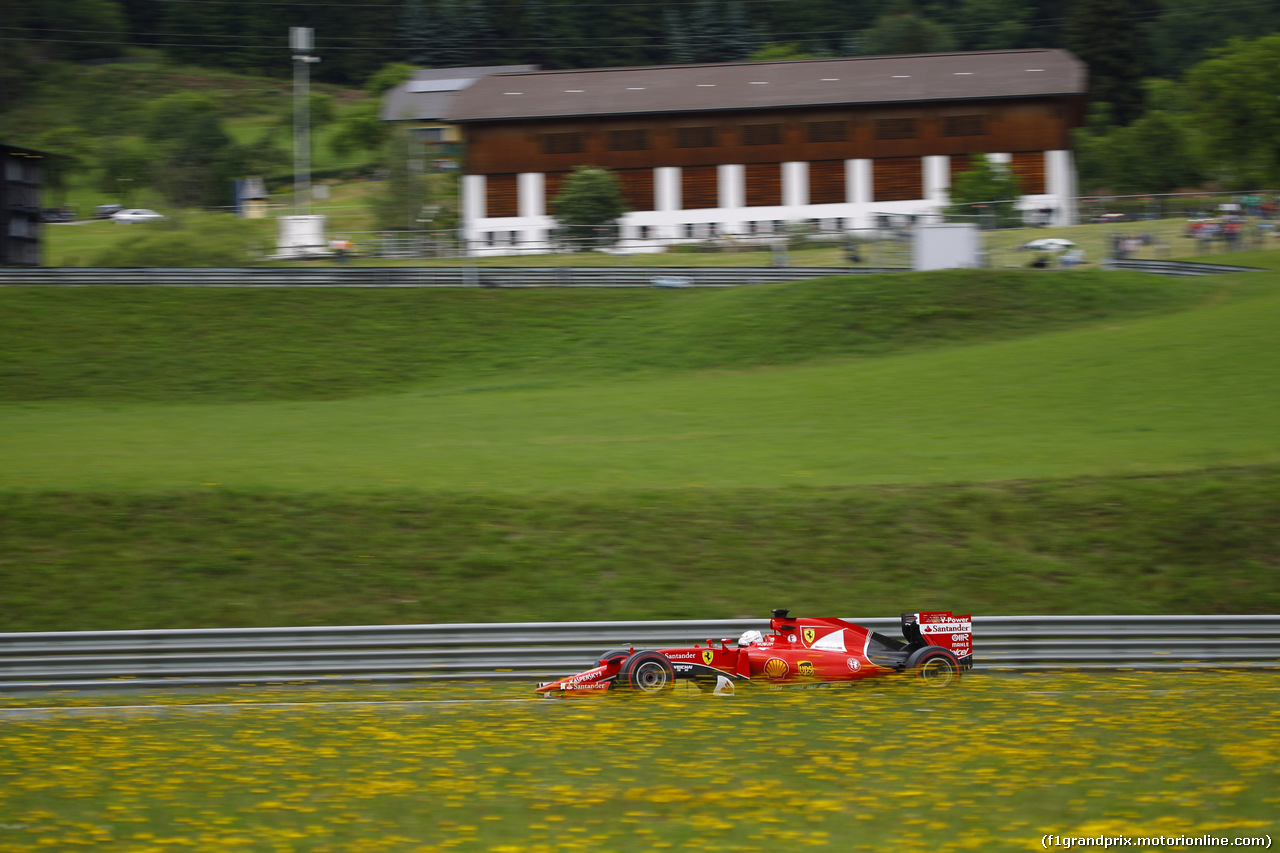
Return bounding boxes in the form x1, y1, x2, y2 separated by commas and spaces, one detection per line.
1, 616, 1276, 691
0, 267, 903, 288
1105, 258, 1267, 276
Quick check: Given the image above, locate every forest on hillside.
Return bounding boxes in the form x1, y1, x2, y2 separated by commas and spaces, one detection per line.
6, 0, 1280, 208
6, 0, 1280, 95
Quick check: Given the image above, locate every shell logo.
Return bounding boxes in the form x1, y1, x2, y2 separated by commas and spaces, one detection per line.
701, 649, 715, 665
846, 658, 862, 673
763, 658, 789, 679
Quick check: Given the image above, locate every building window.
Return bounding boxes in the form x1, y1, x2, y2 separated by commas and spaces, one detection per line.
874, 118, 918, 140
806, 120, 847, 143
410, 127, 449, 143
742, 123, 783, 146
943, 115, 985, 137
872, 156, 924, 202
676, 126, 717, 148
608, 129, 649, 151
540, 132, 585, 155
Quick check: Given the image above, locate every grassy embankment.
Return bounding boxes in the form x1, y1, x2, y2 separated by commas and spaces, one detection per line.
2, 268, 1279, 630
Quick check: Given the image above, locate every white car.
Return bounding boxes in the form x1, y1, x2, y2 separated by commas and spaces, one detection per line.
110, 208, 165, 224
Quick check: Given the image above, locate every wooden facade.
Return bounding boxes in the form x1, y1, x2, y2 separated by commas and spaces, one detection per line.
462, 98, 1080, 178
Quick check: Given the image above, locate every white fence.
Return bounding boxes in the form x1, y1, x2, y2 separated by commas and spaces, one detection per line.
1, 615, 1277, 691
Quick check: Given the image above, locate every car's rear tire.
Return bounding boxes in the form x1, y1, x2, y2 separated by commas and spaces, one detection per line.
620, 651, 675, 696
907, 647, 962, 687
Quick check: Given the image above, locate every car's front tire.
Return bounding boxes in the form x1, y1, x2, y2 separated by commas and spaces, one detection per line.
620, 650, 675, 696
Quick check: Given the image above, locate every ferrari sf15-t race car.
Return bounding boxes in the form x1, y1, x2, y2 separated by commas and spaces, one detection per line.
536, 609, 972, 698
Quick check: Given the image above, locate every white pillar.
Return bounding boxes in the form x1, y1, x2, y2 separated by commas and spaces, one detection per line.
519, 172, 544, 218
720, 164, 743, 211
852, 159, 872, 205
783, 161, 807, 207
924, 155, 950, 206
464, 174, 486, 221
655, 167, 680, 212
654, 167, 681, 240
1046, 150, 1078, 226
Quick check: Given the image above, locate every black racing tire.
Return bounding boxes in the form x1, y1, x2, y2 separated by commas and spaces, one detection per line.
620, 650, 676, 696
906, 647, 962, 687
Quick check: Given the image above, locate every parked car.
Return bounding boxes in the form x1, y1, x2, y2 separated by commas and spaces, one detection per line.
94, 204, 123, 219
110, 208, 165, 224
40, 208, 75, 223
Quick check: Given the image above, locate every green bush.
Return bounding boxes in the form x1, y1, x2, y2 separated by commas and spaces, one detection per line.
89, 214, 270, 267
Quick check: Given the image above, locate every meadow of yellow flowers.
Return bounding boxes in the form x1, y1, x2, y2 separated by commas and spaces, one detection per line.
1, 672, 1276, 852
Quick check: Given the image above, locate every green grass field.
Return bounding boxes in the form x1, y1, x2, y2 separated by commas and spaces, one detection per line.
1, 268, 1279, 629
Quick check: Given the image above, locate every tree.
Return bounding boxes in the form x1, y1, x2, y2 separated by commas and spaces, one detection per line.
749, 43, 823, 61
1142, 0, 1280, 80
949, 0, 1031, 52
95, 139, 153, 206
365, 62, 417, 97
367, 124, 429, 231
330, 101, 390, 161
1063, 0, 1147, 125
155, 112, 243, 208
1073, 81, 1204, 194
861, 5, 956, 56
550, 167, 629, 250
946, 155, 1023, 228
1185, 34, 1280, 187
400, 0, 433, 65
664, 8, 695, 64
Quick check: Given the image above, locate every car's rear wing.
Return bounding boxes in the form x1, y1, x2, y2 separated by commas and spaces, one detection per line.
902, 611, 972, 661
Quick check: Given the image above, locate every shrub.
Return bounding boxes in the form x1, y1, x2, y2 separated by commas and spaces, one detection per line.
89, 214, 270, 267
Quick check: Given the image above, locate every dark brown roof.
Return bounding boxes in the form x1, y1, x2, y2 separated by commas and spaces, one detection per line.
446, 50, 1085, 122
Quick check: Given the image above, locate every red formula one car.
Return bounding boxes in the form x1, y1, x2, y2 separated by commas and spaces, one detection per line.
536, 609, 972, 698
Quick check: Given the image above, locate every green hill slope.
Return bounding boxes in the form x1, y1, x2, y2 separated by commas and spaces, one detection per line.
2, 275, 1277, 492
0, 270, 1218, 404
2, 269, 1278, 628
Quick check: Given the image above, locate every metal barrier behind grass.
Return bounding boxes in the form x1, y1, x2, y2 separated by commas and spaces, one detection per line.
2, 615, 1276, 690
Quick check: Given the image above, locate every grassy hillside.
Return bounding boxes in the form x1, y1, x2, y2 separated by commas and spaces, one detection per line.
0, 270, 1224, 403
2, 465, 1278, 631
1, 268, 1278, 628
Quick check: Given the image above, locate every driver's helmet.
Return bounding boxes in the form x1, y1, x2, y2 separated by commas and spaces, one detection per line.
738, 629, 764, 647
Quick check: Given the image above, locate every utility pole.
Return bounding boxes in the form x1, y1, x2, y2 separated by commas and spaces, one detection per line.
290, 27, 320, 216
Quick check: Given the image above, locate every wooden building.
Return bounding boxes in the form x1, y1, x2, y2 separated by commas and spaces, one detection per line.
1, 143, 50, 267
445, 49, 1087, 252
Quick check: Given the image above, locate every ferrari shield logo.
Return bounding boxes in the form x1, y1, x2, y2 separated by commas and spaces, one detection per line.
701, 649, 715, 665
802, 628, 816, 645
